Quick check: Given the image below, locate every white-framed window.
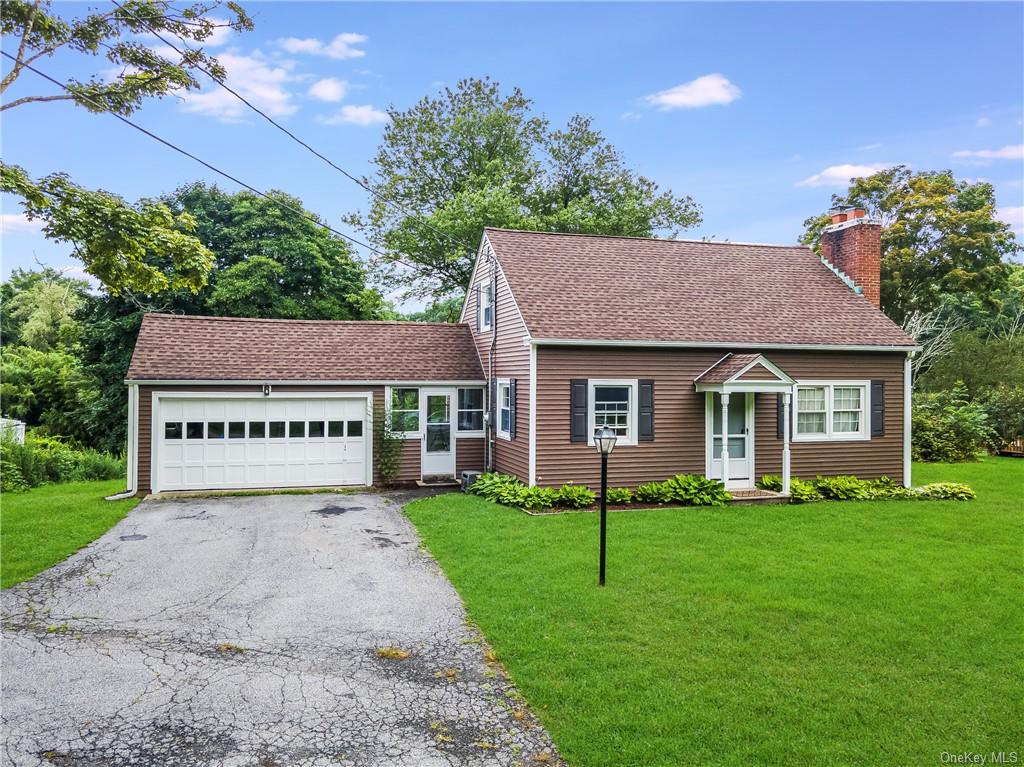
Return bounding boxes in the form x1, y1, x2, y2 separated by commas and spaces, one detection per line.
496, 379, 512, 440
457, 387, 485, 434
588, 379, 638, 446
794, 381, 870, 441
478, 282, 493, 331
388, 387, 420, 436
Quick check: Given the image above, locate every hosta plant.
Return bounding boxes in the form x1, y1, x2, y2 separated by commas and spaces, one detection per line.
558, 484, 596, 509
519, 486, 561, 511
604, 487, 633, 504
915, 482, 976, 501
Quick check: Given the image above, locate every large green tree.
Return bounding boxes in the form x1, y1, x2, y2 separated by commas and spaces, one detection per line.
347, 77, 703, 299
801, 166, 1019, 324
0, 0, 252, 295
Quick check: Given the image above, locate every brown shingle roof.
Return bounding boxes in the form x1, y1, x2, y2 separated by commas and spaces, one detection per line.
127, 314, 485, 381
694, 353, 761, 384
485, 228, 916, 348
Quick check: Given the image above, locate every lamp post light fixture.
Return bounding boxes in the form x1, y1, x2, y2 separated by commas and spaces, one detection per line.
594, 425, 617, 586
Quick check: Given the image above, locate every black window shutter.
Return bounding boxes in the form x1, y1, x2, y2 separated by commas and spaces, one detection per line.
777, 393, 784, 439
871, 380, 885, 437
475, 285, 482, 331
570, 379, 588, 442
638, 380, 655, 441
509, 379, 517, 439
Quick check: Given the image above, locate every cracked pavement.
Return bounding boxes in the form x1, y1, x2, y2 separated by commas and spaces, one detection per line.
1, 493, 561, 766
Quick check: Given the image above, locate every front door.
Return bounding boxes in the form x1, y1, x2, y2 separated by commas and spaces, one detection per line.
421, 389, 456, 479
707, 392, 753, 487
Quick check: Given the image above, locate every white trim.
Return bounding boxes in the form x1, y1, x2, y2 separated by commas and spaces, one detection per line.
792, 380, 871, 442
149, 390, 374, 492
126, 383, 138, 493
732, 356, 795, 384
454, 385, 486, 438
459, 234, 490, 325
478, 280, 493, 332
530, 338, 921, 353
587, 379, 639, 447
694, 354, 732, 382
125, 379, 486, 386
782, 391, 792, 495
385, 385, 423, 439
703, 391, 755, 489
903, 354, 913, 488
528, 343, 537, 487
696, 380, 794, 393
420, 387, 458, 479
496, 378, 512, 441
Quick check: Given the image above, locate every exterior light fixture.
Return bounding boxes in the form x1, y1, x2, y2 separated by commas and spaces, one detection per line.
593, 425, 617, 586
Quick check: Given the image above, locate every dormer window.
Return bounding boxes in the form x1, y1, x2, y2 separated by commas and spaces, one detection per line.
477, 282, 493, 332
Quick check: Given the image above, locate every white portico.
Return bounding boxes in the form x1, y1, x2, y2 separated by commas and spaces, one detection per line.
694, 353, 796, 493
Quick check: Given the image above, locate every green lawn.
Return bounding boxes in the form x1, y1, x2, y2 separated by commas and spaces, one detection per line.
405, 458, 1024, 767
1, 480, 139, 589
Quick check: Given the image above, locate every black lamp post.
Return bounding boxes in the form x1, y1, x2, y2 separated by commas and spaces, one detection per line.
594, 425, 618, 586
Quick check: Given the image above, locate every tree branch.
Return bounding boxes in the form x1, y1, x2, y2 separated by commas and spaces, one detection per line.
0, 0, 42, 93
0, 93, 77, 111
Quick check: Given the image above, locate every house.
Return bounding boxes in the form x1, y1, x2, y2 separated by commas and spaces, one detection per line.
124, 206, 919, 495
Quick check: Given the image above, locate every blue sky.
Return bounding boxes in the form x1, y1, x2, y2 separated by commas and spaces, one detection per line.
2, 1, 1023, 306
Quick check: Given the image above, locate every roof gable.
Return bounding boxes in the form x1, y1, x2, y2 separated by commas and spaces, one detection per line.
483, 228, 916, 349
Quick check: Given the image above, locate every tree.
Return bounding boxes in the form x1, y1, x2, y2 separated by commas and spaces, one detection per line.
347, 77, 702, 299
3, 268, 90, 350
802, 166, 1019, 324
0, 0, 252, 295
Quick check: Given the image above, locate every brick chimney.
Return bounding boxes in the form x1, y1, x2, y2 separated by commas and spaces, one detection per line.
819, 205, 882, 307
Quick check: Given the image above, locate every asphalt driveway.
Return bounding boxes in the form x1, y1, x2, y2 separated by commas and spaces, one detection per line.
1, 492, 558, 766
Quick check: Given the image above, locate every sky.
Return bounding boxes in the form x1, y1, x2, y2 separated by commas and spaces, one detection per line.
2, 1, 1023, 308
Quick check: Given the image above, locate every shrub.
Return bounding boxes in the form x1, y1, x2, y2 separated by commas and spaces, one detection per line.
0, 431, 124, 491
756, 474, 783, 492
979, 385, 1024, 449
467, 473, 524, 503
789, 478, 823, 504
661, 474, 731, 506
604, 487, 633, 504
634, 482, 670, 504
865, 476, 917, 500
912, 384, 996, 462
916, 482, 976, 501
0, 458, 29, 493
70, 450, 124, 481
813, 475, 871, 501
557, 484, 596, 509
519, 486, 560, 511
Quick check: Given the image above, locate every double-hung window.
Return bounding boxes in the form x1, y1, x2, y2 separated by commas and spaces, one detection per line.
588, 379, 638, 445
389, 387, 420, 434
497, 381, 512, 439
457, 387, 484, 433
795, 382, 869, 441
478, 282, 493, 331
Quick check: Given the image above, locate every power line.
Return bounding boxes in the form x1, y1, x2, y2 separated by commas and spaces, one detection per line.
109, 0, 473, 252
0, 49, 438, 279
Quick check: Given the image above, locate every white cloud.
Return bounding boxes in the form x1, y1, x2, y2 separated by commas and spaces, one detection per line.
997, 205, 1024, 231
0, 213, 43, 234
277, 33, 367, 60
953, 144, 1024, 160
179, 50, 299, 122
975, 116, 992, 128
858, 143, 882, 151
797, 163, 885, 188
308, 77, 348, 102
317, 104, 389, 126
620, 111, 642, 121
644, 74, 741, 110
202, 18, 234, 47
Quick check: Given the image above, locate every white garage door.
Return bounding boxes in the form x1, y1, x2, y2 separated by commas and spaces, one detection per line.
155, 396, 369, 491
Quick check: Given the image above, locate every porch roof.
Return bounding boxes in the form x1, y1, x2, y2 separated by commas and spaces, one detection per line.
693, 353, 795, 392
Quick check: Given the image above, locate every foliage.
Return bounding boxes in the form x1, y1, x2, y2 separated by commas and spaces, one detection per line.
801, 166, 1019, 324
865, 476, 917, 500
917, 331, 1024, 395
756, 474, 783, 492
813, 475, 872, 501
1, 268, 90, 350
978, 385, 1024, 448
634, 481, 671, 504
604, 487, 633, 505
557, 484, 596, 509
519, 486, 560, 511
788, 478, 823, 504
403, 295, 464, 323
915, 482, 977, 501
1, 164, 215, 295
467, 473, 526, 506
912, 384, 997, 462
374, 413, 403, 487
348, 77, 702, 298
0, 432, 123, 491
659, 474, 731, 506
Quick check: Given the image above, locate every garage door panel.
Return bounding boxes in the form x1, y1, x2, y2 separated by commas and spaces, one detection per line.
157, 396, 369, 492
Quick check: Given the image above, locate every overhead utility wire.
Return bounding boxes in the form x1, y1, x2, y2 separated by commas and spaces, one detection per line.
109, 0, 473, 252
1, 50, 438, 279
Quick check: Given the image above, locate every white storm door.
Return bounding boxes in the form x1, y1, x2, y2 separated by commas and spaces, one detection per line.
420, 388, 456, 478
707, 392, 753, 486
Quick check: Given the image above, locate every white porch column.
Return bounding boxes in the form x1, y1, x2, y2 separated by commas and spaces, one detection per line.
720, 392, 730, 489
782, 390, 792, 495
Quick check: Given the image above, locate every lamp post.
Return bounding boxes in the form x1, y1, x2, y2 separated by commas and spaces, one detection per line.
594, 425, 618, 586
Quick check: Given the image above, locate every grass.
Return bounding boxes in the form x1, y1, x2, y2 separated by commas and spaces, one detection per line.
1, 480, 139, 589
405, 458, 1024, 767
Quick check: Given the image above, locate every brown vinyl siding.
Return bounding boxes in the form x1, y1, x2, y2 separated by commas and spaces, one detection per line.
737, 363, 782, 381
535, 347, 906, 488
456, 437, 485, 476
136, 384, 416, 493
467, 253, 531, 480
